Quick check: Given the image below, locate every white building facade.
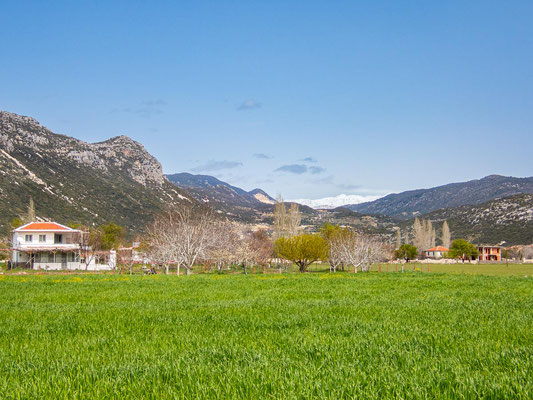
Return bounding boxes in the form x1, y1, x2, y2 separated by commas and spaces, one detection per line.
11, 222, 114, 271
423, 246, 449, 259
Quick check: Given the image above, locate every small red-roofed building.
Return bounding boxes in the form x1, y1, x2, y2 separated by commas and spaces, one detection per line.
11, 222, 115, 270
423, 246, 449, 259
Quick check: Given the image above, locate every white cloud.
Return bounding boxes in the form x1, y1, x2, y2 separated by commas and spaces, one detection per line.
191, 160, 243, 172
237, 99, 262, 110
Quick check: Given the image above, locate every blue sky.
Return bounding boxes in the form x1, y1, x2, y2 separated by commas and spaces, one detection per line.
1, 1, 532, 200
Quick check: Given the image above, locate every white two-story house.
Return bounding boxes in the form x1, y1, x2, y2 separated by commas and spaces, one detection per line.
11, 222, 114, 270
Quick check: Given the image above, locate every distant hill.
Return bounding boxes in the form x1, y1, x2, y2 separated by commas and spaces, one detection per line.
394, 194, 533, 246
0, 111, 195, 234
166, 173, 275, 203
410, 194, 533, 246
2, 110, 530, 245
346, 175, 533, 218
166, 173, 276, 223
165, 173, 393, 232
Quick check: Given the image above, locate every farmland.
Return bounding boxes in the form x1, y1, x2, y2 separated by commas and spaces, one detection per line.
0, 273, 532, 399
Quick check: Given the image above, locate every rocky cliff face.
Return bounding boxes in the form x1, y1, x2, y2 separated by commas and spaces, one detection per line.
0, 112, 166, 186
0, 111, 193, 233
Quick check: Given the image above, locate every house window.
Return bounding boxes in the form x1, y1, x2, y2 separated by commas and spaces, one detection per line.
25, 235, 33, 243
39, 234, 46, 243
41, 253, 48, 263
54, 234, 63, 244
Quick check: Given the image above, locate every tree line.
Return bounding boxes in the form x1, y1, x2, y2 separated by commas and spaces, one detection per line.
139, 197, 392, 274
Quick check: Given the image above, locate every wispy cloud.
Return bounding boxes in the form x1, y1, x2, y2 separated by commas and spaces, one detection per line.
275, 164, 308, 174
191, 160, 243, 172
275, 164, 326, 175
111, 99, 167, 118
255, 178, 274, 184
336, 183, 362, 191
310, 175, 335, 185
238, 99, 262, 111
309, 166, 325, 174
300, 157, 317, 163
253, 153, 273, 159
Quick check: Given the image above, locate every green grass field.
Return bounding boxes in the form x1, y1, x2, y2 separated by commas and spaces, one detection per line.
0, 273, 532, 399
301, 262, 533, 276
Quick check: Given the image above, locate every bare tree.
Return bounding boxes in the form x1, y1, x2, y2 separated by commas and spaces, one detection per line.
412, 218, 424, 251
209, 221, 239, 273
234, 231, 257, 274
428, 220, 436, 248
523, 246, 533, 261
441, 221, 451, 248
287, 203, 301, 237
145, 211, 180, 274
336, 229, 387, 273
118, 247, 135, 275
72, 227, 105, 271
146, 205, 216, 276
395, 228, 402, 250
320, 224, 349, 272
249, 228, 273, 273
274, 195, 288, 239
328, 233, 346, 272
413, 218, 435, 253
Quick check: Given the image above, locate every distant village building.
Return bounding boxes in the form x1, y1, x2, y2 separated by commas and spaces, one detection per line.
11, 222, 114, 270
476, 245, 501, 262
423, 246, 449, 259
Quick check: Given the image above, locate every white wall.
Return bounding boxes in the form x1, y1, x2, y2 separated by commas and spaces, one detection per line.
13, 231, 78, 248
32, 261, 113, 271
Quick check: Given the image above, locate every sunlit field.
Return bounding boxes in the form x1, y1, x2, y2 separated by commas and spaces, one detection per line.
0, 273, 531, 399
304, 262, 533, 276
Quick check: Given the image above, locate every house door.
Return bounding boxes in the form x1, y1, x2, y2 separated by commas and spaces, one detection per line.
61, 253, 67, 269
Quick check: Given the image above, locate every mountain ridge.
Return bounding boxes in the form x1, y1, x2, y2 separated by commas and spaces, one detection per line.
1, 110, 532, 244
345, 175, 533, 218
165, 172, 276, 223
0, 110, 194, 234
397, 193, 533, 245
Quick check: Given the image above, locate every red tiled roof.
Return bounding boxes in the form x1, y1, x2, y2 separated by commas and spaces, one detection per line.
425, 246, 449, 252
18, 222, 71, 231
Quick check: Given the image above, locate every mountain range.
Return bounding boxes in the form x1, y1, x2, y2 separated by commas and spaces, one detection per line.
345, 175, 533, 218
396, 194, 533, 246
0, 110, 531, 245
165, 173, 275, 223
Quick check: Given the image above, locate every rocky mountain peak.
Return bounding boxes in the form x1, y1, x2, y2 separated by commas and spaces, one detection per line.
0, 110, 43, 127
0, 110, 194, 232
92, 135, 165, 186
0, 111, 166, 187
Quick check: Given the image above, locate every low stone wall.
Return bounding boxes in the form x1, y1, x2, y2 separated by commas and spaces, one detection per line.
32, 262, 113, 271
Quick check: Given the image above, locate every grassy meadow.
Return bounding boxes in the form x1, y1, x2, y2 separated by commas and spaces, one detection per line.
299, 262, 533, 276
0, 272, 532, 399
